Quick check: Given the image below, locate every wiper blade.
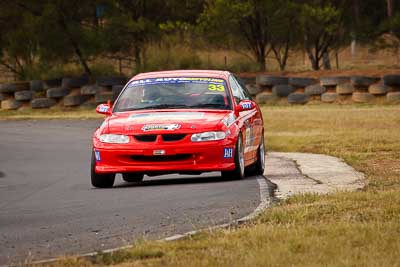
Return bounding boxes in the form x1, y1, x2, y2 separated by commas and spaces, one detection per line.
189, 103, 227, 108
131, 104, 189, 110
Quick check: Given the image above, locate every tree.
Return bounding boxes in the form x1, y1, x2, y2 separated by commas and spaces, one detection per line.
268, 1, 301, 71
300, 3, 344, 70
199, 0, 273, 71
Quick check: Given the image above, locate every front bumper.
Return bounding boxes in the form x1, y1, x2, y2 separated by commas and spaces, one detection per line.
93, 138, 236, 174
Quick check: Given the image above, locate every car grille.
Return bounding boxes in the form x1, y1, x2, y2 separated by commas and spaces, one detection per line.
133, 135, 157, 142
162, 134, 186, 142
131, 154, 192, 162
133, 134, 186, 142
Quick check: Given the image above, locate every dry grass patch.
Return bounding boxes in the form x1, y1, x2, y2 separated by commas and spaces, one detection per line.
39, 105, 400, 267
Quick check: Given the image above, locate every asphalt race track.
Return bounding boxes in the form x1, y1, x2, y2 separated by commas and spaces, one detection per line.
0, 120, 263, 265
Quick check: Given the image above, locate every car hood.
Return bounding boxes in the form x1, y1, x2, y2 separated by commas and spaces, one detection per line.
106, 110, 231, 134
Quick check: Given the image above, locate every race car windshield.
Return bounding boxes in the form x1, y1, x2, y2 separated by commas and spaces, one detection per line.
113, 77, 232, 112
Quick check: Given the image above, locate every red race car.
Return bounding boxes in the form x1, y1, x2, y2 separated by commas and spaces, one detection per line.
91, 70, 265, 188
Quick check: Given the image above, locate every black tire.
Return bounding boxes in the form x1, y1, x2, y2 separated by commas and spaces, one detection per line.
62, 76, 89, 88
95, 91, 114, 103
305, 84, 326, 95
64, 94, 84, 107
387, 92, 400, 103
30, 80, 44, 92
272, 84, 295, 97
112, 85, 124, 100
221, 134, 245, 180
15, 90, 32, 101
289, 77, 317, 88
0, 83, 17, 93
122, 173, 144, 183
0, 93, 9, 101
256, 75, 288, 86
320, 76, 349, 86
47, 87, 69, 98
238, 77, 256, 85
96, 76, 127, 87
352, 92, 374, 103
91, 151, 115, 188
351, 76, 379, 87
246, 84, 261, 96
44, 78, 62, 88
383, 75, 400, 87
31, 98, 57, 109
336, 83, 354, 95
253, 135, 265, 175
288, 93, 309, 104
81, 85, 107, 96
1, 99, 22, 110
321, 92, 338, 103
256, 92, 276, 104
369, 84, 389, 95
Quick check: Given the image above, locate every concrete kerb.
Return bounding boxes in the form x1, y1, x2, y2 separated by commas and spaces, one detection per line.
4, 152, 365, 267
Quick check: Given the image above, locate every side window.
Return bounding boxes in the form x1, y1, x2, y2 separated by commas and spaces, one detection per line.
229, 75, 245, 104
234, 76, 252, 100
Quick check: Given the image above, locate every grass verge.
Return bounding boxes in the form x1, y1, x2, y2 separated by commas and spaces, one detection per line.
0, 107, 101, 120
36, 105, 400, 266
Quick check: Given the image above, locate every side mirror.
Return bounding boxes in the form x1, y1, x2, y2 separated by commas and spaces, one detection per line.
96, 104, 112, 115
235, 100, 256, 112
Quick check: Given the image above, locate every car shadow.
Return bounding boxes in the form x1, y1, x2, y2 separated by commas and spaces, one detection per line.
112, 174, 259, 189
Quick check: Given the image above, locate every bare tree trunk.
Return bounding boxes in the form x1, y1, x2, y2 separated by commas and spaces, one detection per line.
322, 51, 331, 69
387, 0, 393, 17
306, 47, 318, 70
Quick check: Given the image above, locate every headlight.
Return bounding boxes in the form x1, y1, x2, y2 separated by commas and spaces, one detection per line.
191, 131, 226, 142
99, 134, 130, 144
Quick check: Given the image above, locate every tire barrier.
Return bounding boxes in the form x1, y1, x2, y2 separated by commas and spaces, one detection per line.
1, 99, 22, 110
369, 84, 389, 95
15, 90, 32, 101
321, 92, 338, 103
1, 74, 400, 111
256, 92, 277, 104
62, 76, 89, 88
31, 98, 57, 109
256, 75, 288, 86
47, 87, 70, 98
336, 83, 354, 95
288, 93, 309, 104
305, 84, 326, 95
386, 92, 400, 103
96, 76, 127, 87
30, 80, 44, 92
289, 77, 318, 88
272, 84, 295, 97
352, 92, 374, 103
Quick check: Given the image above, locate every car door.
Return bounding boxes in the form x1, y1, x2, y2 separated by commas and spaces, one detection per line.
229, 75, 259, 165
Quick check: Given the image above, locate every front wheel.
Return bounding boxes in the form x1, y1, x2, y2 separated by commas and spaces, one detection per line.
91, 151, 115, 188
221, 134, 245, 180
253, 135, 265, 175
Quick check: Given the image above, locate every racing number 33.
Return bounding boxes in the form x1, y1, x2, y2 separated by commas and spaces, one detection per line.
208, 84, 225, 92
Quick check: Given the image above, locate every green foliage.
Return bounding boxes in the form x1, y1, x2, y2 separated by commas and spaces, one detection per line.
0, 0, 397, 79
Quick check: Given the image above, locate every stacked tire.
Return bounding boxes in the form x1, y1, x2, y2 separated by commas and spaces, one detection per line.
383, 75, 400, 103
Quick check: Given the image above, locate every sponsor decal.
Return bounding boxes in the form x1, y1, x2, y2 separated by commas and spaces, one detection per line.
223, 148, 234, 159
99, 106, 110, 112
241, 102, 252, 109
94, 150, 101, 161
128, 77, 225, 88
142, 124, 181, 131
130, 112, 204, 122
